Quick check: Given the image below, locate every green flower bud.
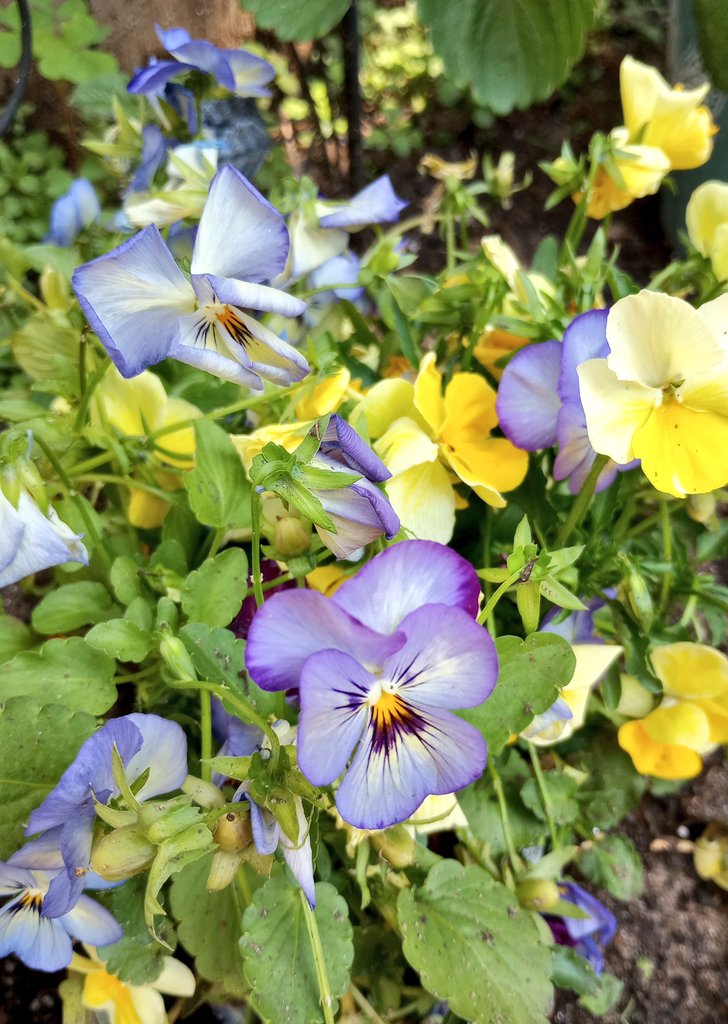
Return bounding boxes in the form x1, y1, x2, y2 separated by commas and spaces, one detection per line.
90, 825, 155, 881
627, 570, 654, 629
206, 849, 243, 891
159, 633, 196, 681
515, 878, 561, 911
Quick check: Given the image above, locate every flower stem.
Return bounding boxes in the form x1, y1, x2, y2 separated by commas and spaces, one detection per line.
300, 889, 335, 1024
250, 489, 264, 608
555, 454, 609, 547
200, 688, 212, 784
476, 568, 522, 627
527, 741, 559, 849
658, 498, 673, 616
488, 759, 521, 874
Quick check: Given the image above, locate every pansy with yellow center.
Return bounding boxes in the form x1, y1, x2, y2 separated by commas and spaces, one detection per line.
618, 643, 728, 779
95, 367, 201, 528
72, 946, 196, 1024
686, 180, 728, 283
356, 353, 528, 542
577, 290, 728, 497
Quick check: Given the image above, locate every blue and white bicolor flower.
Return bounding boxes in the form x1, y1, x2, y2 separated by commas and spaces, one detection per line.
0, 489, 88, 587
46, 179, 101, 247
128, 24, 274, 99
73, 164, 310, 390
285, 175, 407, 281
26, 714, 188, 918
246, 541, 496, 831
0, 837, 121, 972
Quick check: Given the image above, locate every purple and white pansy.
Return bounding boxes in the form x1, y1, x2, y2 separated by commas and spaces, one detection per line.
246, 541, 496, 830
72, 164, 310, 389
26, 714, 188, 918
0, 489, 88, 588
496, 309, 625, 493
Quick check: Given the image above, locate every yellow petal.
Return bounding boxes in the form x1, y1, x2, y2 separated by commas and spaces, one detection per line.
686, 180, 728, 261
156, 397, 201, 468
231, 423, 310, 471
650, 642, 728, 700
128, 486, 170, 529
576, 359, 657, 464
413, 353, 446, 435
620, 55, 665, 140
641, 700, 712, 751
83, 970, 143, 1024
353, 378, 415, 439
295, 367, 352, 420
441, 372, 499, 444
96, 368, 167, 436
631, 399, 728, 497
443, 439, 528, 507
618, 719, 703, 779
375, 417, 439, 475
384, 459, 455, 542
306, 564, 347, 596
472, 327, 527, 378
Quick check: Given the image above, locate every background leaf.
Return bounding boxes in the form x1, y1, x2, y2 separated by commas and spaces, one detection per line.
184, 420, 252, 531
417, 0, 596, 115
577, 834, 644, 901
31, 581, 120, 635
240, 0, 351, 41
0, 697, 96, 858
0, 637, 116, 713
398, 861, 553, 1024
693, 0, 728, 93
181, 548, 249, 628
241, 877, 354, 1024
97, 875, 170, 985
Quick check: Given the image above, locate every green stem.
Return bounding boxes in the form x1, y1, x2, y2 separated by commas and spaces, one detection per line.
250, 489, 264, 608
74, 360, 109, 432
476, 568, 522, 627
207, 527, 226, 560
65, 451, 114, 477
679, 593, 697, 629
200, 689, 212, 784
146, 384, 306, 442
300, 890, 335, 1024
76, 473, 172, 500
658, 498, 673, 616
527, 742, 558, 849
480, 510, 495, 635
555, 454, 609, 547
488, 759, 520, 874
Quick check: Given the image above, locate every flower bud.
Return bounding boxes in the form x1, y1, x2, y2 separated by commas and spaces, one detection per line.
627, 570, 654, 629
214, 810, 253, 853
516, 878, 561, 911
371, 825, 416, 869
274, 514, 312, 558
90, 824, 156, 881
159, 633, 196, 681
207, 849, 243, 891
39, 267, 70, 310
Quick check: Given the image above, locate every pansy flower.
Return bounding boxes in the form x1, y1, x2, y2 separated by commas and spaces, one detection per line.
0, 488, 88, 587
578, 290, 728, 497
73, 164, 309, 390
246, 541, 496, 830
45, 179, 101, 247
545, 882, 617, 974
619, 643, 728, 779
73, 945, 195, 1024
26, 714, 188, 918
497, 309, 623, 494
686, 180, 728, 283
356, 353, 528, 542
128, 24, 274, 99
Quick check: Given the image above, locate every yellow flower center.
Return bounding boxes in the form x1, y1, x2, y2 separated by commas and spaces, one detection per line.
83, 970, 142, 1024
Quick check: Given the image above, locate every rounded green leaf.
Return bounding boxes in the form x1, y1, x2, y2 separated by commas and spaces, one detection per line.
398, 861, 553, 1024
181, 548, 249, 628
240, 0, 351, 41
0, 636, 117, 713
31, 581, 120, 635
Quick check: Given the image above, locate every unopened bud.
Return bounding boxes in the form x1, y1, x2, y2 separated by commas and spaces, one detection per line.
516, 878, 560, 911
627, 571, 654, 629
207, 849, 243, 891
214, 810, 253, 853
517, 580, 541, 635
90, 824, 155, 881
274, 515, 312, 558
159, 633, 196, 681
39, 267, 70, 310
371, 825, 416, 869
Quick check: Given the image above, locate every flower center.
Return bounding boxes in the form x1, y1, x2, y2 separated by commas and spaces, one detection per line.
18, 888, 44, 912
194, 302, 254, 352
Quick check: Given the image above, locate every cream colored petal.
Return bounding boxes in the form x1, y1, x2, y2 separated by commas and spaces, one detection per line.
695, 292, 728, 347
569, 643, 623, 696
650, 643, 728, 701
710, 223, 728, 283
606, 291, 724, 387
352, 378, 415, 439
481, 234, 521, 289
152, 957, 196, 997
409, 794, 468, 834
374, 417, 439, 475
384, 459, 455, 542
96, 367, 167, 436
128, 986, 167, 1024
576, 358, 657, 464
686, 181, 728, 256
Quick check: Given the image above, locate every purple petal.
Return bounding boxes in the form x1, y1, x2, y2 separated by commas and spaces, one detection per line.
557, 308, 610, 408
335, 705, 487, 830
130, 125, 169, 192
298, 649, 372, 786
382, 604, 497, 709
167, 39, 237, 91
279, 798, 316, 908
308, 252, 364, 301
196, 272, 306, 318
332, 540, 481, 635
43, 810, 95, 917
72, 225, 195, 378
554, 404, 618, 494
246, 797, 279, 855
9, 831, 64, 871
245, 590, 404, 692
164, 83, 198, 133
315, 480, 399, 559
126, 714, 188, 800
0, 896, 72, 971
0, 492, 88, 587
319, 415, 390, 481
127, 59, 197, 95
496, 340, 562, 450
191, 165, 291, 283
225, 50, 275, 98
155, 24, 191, 49
61, 895, 122, 947
319, 176, 407, 230
560, 882, 617, 946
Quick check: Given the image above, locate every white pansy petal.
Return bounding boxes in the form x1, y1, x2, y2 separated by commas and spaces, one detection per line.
200, 273, 306, 318
169, 312, 264, 389
0, 493, 87, 587
606, 291, 723, 387
129, 986, 168, 1024
0, 490, 25, 575
577, 359, 657, 464
153, 957, 197, 996
289, 214, 349, 279
73, 226, 195, 378
191, 165, 290, 282
384, 459, 455, 543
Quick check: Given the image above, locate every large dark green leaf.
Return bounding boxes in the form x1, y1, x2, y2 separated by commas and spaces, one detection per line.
417, 0, 596, 114
694, 0, 728, 93
240, 0, 351, 41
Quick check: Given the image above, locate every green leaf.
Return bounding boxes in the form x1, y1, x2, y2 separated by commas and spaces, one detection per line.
0, 615, 33, 662
181, 548, 249, 628
85, 619, 153, 663
417, 0, 595, 115
0, 637, 116, 713
0, 697, 96, 858
550, 945, 599, 996
169, 853, 248, 997
398, 861, 553, 1024
521, 772, 580, 827
184, 420, 252, 531
694, 0, 728, 92
574, 732, 645, 830
578, 972, 624, 1015
180, 622, 278, 716
31, 581, 120, 635
97, 874, 170, 985
577, 834, 644, 901
241, 877, 354, 1024
110, 556, 143, 605
240, 0, 351, 41
460, 634, 576, 753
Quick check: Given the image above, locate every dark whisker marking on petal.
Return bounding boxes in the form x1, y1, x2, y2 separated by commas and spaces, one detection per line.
216, 305, 255, 349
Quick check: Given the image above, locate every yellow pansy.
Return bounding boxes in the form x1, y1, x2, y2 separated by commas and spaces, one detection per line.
356, 353, 528, 542
295, 366, 354, 420
95, 367, 201, 528
584, 127, 670, 220
71, 947, 195, 1024
620, 55, 716, 171
577, 290, 728, 497
618, 643, 728, 779
306, 564, 347, 596
686, 180, 728, 282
